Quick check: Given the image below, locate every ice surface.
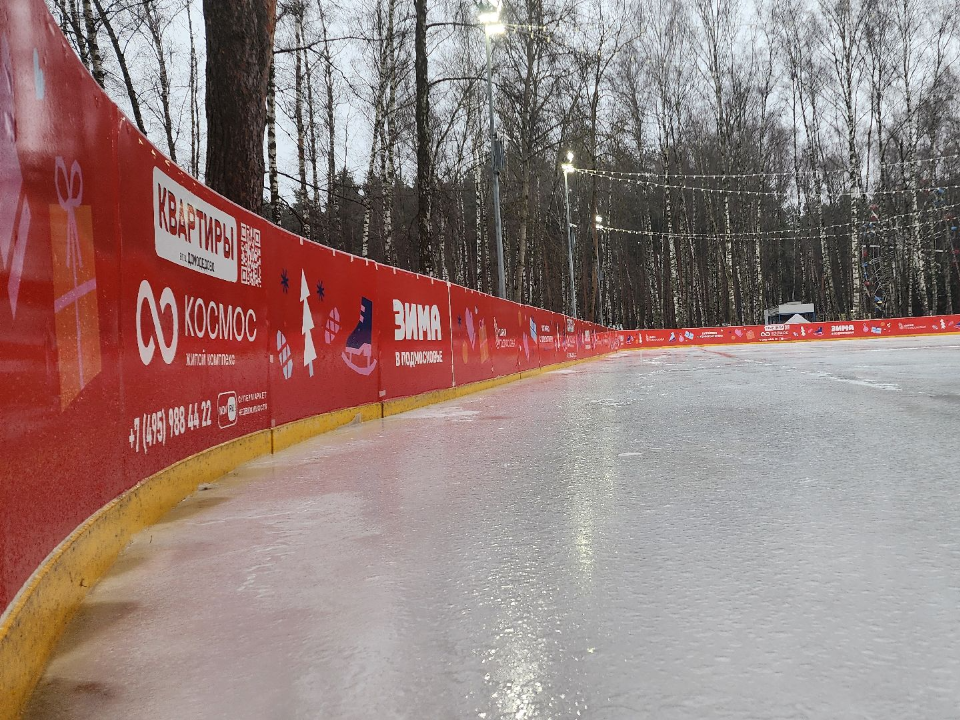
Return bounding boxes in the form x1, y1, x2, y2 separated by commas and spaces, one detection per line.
25, 337, 960, 719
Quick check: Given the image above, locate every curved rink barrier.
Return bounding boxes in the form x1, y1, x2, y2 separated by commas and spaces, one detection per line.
4, 3, 960, 716
0, 3, 617, 715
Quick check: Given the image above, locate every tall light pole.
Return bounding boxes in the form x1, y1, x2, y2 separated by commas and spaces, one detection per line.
560, 151, 577, 317
595, 214, 604, 325
478, 2, 506, 299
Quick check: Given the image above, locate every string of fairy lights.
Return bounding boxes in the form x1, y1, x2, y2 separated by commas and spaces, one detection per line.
575, 167, 960, 200
567, 151, 960, 241
573, 151, 960, 182
595, 209, 960, 244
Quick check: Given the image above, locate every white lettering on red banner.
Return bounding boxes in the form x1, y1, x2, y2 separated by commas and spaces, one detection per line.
183, 295, 257, 342
136, 280, 257, 366
393, 299, 442, 341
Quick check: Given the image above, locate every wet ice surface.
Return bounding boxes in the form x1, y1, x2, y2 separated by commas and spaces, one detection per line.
26, 337, 960, 720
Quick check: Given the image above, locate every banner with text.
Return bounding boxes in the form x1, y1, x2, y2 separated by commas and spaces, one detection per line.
619, 316, 960, 349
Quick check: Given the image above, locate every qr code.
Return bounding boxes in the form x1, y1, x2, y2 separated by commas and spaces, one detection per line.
240, 224, 261, 287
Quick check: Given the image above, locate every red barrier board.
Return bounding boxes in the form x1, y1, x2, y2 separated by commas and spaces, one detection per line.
0, 5, 127, 608
529, 309, 559, 367
450, 285, 496, 386
514, 304, 541, 371
488, 297, 525, 376
116, 122, 271, 482
266, 239, 381, 423
375, 267, 454, 400
575, 319, 594, 359
619, 315, 960, 349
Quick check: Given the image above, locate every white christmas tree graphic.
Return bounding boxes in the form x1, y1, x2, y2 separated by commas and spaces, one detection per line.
301, 270, 317, 377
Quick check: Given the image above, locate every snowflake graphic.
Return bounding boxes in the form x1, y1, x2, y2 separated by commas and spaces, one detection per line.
281, 269, 289, 293
316, 281, 325, 301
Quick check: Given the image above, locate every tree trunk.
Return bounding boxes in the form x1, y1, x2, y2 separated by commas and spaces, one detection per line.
187, 1, 201, 176
306, 41, 320, 242
414, 0, 433, 275
293, 14, 308, 233
474, 143, 485, 293
514, 166, 530, 302
381, 0, 398, 265
144, 0, 176, 163
91, 0, 145, 133
203, 0, 277, 214
64, 0, 92, 70
323, 28, 337, 247
81, 0, 105, 87
267, 55, 280, 223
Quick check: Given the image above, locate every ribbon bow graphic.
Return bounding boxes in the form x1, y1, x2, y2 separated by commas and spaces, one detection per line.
55, 157, 83, 273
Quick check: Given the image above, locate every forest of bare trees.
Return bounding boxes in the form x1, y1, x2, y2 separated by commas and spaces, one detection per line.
50, 0, 960, 327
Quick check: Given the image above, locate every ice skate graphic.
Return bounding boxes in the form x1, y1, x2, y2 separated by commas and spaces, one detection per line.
341, 296, 377, 376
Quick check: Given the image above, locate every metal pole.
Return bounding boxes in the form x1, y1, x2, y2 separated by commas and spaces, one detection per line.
484, 29, 506, 299
563, 170, 577, 317
596, 225, 604, 325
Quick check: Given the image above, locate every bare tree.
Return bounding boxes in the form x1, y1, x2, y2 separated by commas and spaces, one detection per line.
82, 0, 106, 86
819, 0, 867, 318
90, 0, 147, 133
414, 0, 434, 275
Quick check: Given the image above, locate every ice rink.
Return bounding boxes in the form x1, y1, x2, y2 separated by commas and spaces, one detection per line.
25, 336, 960, 719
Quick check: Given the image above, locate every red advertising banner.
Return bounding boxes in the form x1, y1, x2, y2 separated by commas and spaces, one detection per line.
450, 285, 497, 386
115, 121, 271, 482
619, 315, 960, 349
488, 298, 525, 376
375, 267, 454, 400
0, 4, 126, 607
514, 302, 541, 372
266, 238, 381, 424
533, 310, 567, 367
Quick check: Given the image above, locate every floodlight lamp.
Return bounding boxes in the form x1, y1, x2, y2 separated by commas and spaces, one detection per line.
561, 162, 573, 174
595, 215, 603, 224
566, 150, 574, 162
485, 22, 507, 35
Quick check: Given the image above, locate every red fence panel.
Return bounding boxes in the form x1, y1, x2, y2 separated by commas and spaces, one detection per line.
619, 315, 960, 349
0, 6, 126, 608
450, 285, 496, 386
488, 297, 524, 377
265, 238, 381, 424
513, 303, 540, 371
376, 267, 454, 400
115, 121, 271, 483
527, 309, 555, 367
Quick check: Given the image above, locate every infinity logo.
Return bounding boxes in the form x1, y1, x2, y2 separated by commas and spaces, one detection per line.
137, 279, 178, 365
